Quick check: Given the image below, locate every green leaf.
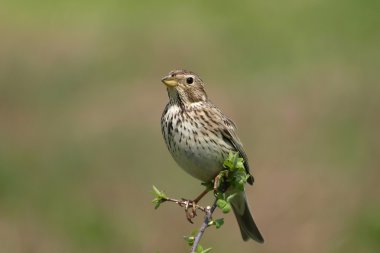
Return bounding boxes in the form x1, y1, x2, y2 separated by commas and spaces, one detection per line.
151, 185, 167, 209
215, 192, 224, 200
196, 244, 212, 253
235, 158, 245, 170
222, 202, 231, 213
152, 197, 164, 209
183, 235, 195, 246
214, 218, 224, 229
208, 218, 224, 228
152, 185, 167, 199
152, 185, 161, 196
223, 152, 245, 172
216, 199, 231, 213
223, 152, 235, 169
232, 152, 239, 169
216, 199, 227, 209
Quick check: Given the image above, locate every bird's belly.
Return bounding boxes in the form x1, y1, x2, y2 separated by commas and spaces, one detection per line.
170, 134, 228, 183
172, 147, 224, 183
161, 104, 233, 182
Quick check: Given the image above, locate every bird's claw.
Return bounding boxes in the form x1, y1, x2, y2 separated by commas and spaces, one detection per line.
181, 198, 197, 223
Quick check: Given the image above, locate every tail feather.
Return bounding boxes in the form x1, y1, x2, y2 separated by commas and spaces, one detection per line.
231, 192, 264, 243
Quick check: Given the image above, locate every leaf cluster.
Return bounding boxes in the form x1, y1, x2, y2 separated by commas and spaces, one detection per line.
222, 152, 250, 191
152, 185, 167, 209
152, 152, 250, 252
214, 152, 250, 214
184, 231, 212, 253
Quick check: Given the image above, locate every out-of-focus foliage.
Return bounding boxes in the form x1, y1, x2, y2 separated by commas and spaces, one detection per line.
0, 0, 379, 252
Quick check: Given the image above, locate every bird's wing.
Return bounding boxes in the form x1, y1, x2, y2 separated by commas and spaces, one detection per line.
211, 106, 254, 185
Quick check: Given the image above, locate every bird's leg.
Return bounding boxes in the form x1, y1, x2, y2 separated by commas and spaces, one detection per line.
182, 188, 211, 223
214, 175, 220, 194
213, 171, 229, 194
183, 200, 194, 223
181, 199, 196, 223
213, 173, 224, 194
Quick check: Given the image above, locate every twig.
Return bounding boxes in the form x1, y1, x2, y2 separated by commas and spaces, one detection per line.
162, 197, 207, 213
153, 152, 248, 252
190, 199, 218, 253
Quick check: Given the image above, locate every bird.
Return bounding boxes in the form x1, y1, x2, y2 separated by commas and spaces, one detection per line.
160, 69, 264, 243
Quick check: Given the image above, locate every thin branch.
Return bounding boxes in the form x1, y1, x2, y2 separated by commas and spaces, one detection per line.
190, 199, 218, 253
162, 197, 207, 213
153, 152, 247, 252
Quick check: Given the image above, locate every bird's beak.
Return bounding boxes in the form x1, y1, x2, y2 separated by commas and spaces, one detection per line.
161, 75, 178, 87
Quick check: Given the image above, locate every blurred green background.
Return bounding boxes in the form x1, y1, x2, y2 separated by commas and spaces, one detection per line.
1, 0, 379, 252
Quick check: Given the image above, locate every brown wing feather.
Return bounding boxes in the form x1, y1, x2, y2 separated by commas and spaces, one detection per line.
211, 106, 254, 185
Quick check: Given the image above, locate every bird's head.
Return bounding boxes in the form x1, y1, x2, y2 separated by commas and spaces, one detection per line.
161, 70, 208, 105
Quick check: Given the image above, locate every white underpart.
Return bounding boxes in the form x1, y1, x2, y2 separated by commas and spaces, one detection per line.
162, 103, 230, 182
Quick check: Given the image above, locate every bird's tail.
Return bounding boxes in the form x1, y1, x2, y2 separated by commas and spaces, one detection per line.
230, 191, 264, 243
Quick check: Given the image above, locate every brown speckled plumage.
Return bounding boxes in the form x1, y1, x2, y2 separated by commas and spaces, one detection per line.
160, 69, 264, 243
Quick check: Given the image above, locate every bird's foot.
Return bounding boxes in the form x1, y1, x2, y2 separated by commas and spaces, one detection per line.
181, 198, 197, 223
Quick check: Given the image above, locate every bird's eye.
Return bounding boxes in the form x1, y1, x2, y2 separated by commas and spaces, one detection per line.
186, 77, 194, 84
